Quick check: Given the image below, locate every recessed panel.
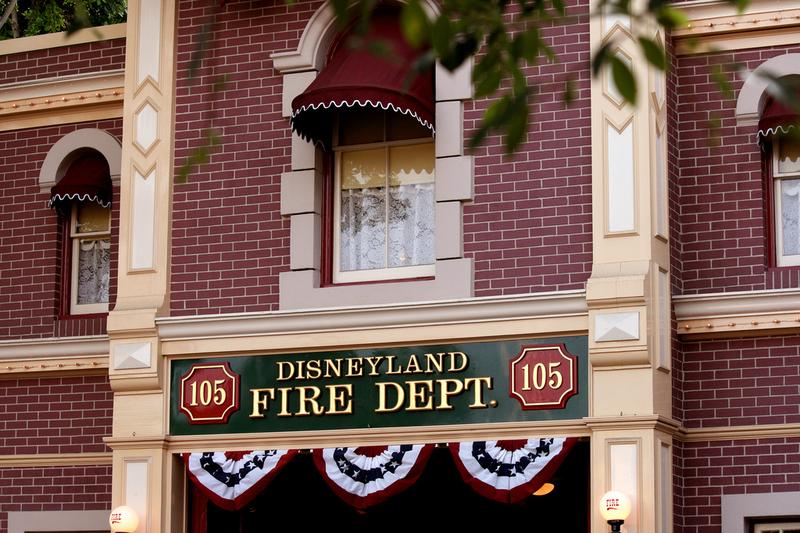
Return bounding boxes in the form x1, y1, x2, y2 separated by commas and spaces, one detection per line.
131, 169, 156, 270
607, 121, 635, 232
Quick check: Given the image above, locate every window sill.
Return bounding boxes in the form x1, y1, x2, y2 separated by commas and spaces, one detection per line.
280, 258, 472, 310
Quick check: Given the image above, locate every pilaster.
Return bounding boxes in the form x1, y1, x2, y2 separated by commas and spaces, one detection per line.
107, 0, 178, 529
588, 1, 672, 531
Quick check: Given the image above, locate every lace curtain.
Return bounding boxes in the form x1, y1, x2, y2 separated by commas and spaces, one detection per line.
340, 183, 434, 272
782, 179, 800, 257
77, 238, 110, 304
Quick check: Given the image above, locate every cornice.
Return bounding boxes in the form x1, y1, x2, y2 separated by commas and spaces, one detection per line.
0, 336, 109, 376
680, 423, 800, 442
672, 1, 800, 55
157, 290, 588, 341
674, 288, 800, 338
0, 451, 112, 467
0, 23, 126, 57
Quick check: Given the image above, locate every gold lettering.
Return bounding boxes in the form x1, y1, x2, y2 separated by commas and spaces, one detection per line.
385, 356, 402, 375
436, 378, 465, 410
249, 388, 275, 418
277, 387, 293, 417
276, 361, 295, 381
327, 384, 353, 415
346, 357, 364, 377
365, 356, 384, 376
448, 351, 469, 372
324, 359, 342, 379
296, 386, 324, 416
424, 353, 444, 373
375, 382, 405, 413
464, 377, 493, 408
404, 354, 422, 374
296, 360, 306, 379
406, 380, 434, 411
306, 359, 322, 379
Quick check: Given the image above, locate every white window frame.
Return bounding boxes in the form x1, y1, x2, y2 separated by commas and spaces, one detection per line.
69, 202, 111, 315
753, 521, 800, 533
772, 137, 800, 267
333, 134, 435, 284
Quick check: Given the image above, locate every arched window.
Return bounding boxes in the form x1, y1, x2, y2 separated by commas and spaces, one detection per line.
49, 151, 113, 314
759, 95, 800, 267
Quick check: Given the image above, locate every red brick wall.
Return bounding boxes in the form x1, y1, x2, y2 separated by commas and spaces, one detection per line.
0, 376, 112, 455
0, 38, 125, 86
675, 45, 800, 295
170, 0, 593, 314
675, 437, 800, 533
0, 465, 112, 533
679, 335, 800, 429
465, 0, 592, 297
0, 119, 121, 340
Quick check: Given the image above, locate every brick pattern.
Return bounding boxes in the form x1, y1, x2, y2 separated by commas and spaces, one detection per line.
170, 0, 593, 314
0, 39, 125, 86
0, 120, 121, 340
675, 45, 800, 294
464, 0, 593, 296
675, 437, 800, 533
680, 335, 800, 429
0, 376, 112, 455
0, 465, 112, 533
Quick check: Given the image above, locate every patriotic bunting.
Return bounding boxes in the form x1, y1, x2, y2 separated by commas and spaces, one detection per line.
449, 437, 577, 503
313, 444, 433, 509
184, 450, 296, 511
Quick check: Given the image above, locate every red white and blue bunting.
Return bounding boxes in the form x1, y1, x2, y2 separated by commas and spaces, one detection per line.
313, 444, 433, 509
449, 437, 577, 503
184, 450, 296, 511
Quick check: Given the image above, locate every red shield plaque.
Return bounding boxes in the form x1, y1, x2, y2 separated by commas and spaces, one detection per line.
179, 362, 240, 424
509, 344, 578, 410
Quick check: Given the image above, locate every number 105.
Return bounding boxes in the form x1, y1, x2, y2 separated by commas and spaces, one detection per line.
520, 362, 563, 391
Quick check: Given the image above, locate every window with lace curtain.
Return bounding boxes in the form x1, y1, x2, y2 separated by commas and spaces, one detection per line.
772, 137, 800, 267
332, 109, 435, 283
68, 201, 111, 314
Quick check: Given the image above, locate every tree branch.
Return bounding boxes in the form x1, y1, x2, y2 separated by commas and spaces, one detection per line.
0, 0, 19, 33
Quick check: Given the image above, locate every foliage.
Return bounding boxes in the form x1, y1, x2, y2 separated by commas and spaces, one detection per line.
0, 0, 126, 39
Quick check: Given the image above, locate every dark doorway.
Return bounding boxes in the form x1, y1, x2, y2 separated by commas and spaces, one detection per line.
200, 440, 590, 532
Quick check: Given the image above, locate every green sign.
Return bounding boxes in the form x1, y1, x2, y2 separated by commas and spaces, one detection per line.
169, 336, 588, 436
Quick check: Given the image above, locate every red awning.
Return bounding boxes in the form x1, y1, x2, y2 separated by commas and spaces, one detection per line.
49, 153, 112, 209
758, 95, 800, 140
290, 9, 434, 147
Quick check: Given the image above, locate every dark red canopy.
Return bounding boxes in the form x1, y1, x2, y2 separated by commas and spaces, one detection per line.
291, 9, 434, 147
49, 153, 112, 209
758, 94, 800, 140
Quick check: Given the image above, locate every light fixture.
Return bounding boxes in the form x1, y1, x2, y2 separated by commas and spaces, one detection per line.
109, 505, 140, 533
599, 490, 631, 532
533, 482, 555, 496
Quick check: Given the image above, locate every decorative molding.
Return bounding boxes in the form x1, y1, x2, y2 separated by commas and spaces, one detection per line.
0, 89, 123, 133
0, 452, 112, 467
0, 23, 126, 57
673, 3, 800, 55
0, 70, 124, 101
736, 53, 800, 124
113, 342, 152, 370
157, 290, 587, 341
39, 128, 123, 191
680, 423, 800, 442
0, 335, 108, 359
594, 312, 640, 342
674, 288, 800, 338
7, 511, 111, 533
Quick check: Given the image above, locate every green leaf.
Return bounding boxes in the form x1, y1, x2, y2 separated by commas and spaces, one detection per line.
592, 41, 613, 77
710, 64, 733, 99
655, 6, 689, 30
638, 36, 667, 71
431, 14, 452, 58
474, 67, 503, 98
610, 55, 637, 104
400, 0, 429, 48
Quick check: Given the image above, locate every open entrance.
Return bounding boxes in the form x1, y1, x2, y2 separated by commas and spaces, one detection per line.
190, 440, 589, 532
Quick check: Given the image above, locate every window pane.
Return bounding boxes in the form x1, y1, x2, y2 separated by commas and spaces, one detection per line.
778, 140, 800, 174
77, 238, 110, 304
337, 109, 384, 146
388, 143, 435, 268
76, 202, 110, 233
341, 149, 386, 189
782, 179, 800, 257
340, 188, 386, 272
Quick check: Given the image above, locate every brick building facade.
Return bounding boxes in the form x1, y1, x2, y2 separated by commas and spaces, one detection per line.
0, 1, 798, 532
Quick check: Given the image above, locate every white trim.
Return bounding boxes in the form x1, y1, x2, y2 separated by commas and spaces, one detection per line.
736, 53, 800, 124
293, 99, 435, 142
39, 128, 122, 192
49, 193, 110, 208
760, 123, 799, 141
673, 287, 800, 319
722, 492, 800, 533
7, 510, 110, 533
0, 335, 108, 359
157, 290, 587, 340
